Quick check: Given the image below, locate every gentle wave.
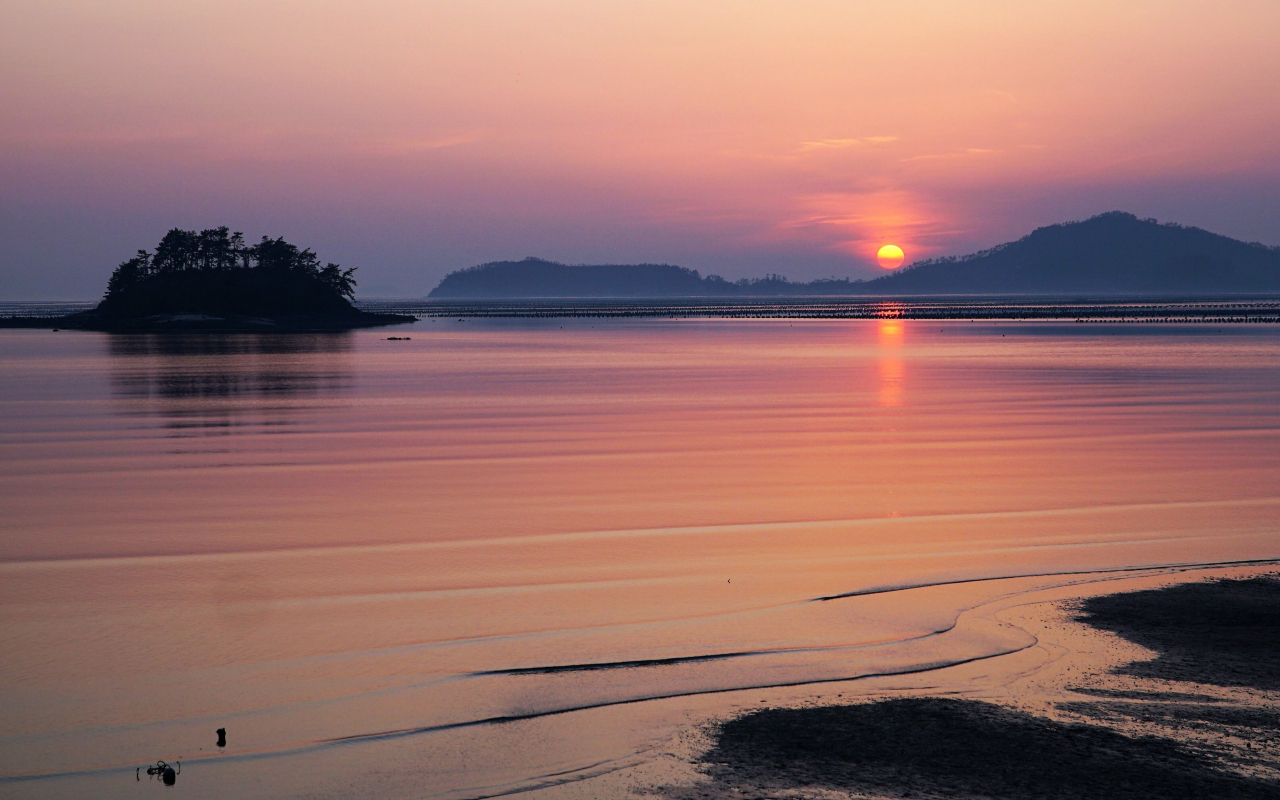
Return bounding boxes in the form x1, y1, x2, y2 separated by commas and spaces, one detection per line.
4, 496, 1277, 569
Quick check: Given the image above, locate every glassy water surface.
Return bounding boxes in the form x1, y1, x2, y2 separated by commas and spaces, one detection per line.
2, 319, 1278, 798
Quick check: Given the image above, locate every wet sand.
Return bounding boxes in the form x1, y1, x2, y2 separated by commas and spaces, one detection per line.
667, 576, 1280, 799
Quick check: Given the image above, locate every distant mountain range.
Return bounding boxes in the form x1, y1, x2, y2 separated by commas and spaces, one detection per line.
428, 213, 1280, 298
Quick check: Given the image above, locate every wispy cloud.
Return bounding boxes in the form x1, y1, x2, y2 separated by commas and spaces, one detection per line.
775, 190, 966, 262
901, 148, 997, 163
363, 135, 481, 155
797, 136, 898, 153
7, 128, 486, 161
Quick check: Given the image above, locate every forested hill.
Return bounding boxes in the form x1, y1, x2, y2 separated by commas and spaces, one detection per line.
427, 258, 863, 297
861, 212, 1280, 295
428, 214, 1280, 298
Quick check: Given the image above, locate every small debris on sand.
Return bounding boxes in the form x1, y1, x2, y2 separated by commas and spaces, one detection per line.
139, 760, 179, 786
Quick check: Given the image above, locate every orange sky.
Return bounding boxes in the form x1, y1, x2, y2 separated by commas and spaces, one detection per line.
2, 0, 1279, 296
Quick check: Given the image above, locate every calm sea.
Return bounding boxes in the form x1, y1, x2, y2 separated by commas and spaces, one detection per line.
2, 318, 1279, 798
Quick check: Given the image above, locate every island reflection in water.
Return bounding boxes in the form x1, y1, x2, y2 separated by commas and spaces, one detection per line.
107, 332, 355, 438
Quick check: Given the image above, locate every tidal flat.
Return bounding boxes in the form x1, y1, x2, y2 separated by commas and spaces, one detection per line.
668, 576, 1280, 800
2, 319, 1279, 799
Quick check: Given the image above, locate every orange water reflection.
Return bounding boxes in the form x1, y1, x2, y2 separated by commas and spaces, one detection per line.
877, 318, 905, 408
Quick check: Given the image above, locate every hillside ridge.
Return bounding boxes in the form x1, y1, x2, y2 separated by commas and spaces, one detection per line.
428, 212, 1280, 298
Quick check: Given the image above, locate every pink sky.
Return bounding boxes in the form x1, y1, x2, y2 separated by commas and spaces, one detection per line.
2, 0, 1279, 297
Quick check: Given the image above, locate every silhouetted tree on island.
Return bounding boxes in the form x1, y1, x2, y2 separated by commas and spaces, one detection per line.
77, 226, 411, 329
104, 227, 357, 302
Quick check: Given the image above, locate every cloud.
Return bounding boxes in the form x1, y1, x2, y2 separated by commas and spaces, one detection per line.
901, 148, 998, 163
4, 127, 486, 163
776, 190, 966, 262
796, 136, 898, 153
361, 135, 482, 156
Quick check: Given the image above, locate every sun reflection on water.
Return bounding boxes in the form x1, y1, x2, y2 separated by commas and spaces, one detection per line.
877, 318, 905, 408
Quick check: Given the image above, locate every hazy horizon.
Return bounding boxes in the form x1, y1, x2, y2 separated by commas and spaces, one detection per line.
3, 1, 1279, 299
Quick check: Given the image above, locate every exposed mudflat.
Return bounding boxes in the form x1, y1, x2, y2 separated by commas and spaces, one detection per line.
665, 577, 1280, 799
1077, 576, 1280, 690
672, 697, 1277, 799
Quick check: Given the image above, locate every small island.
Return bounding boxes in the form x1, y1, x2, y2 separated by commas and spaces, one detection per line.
2, 227, 414, 331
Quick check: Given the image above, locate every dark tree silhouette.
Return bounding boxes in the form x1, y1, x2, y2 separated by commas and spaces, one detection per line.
2, 228, 413, 329
105, 228, 357, 301
105, 250, 152, 296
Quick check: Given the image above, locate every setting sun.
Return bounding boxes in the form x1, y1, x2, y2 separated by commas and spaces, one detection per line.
877, 244, 905, 269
